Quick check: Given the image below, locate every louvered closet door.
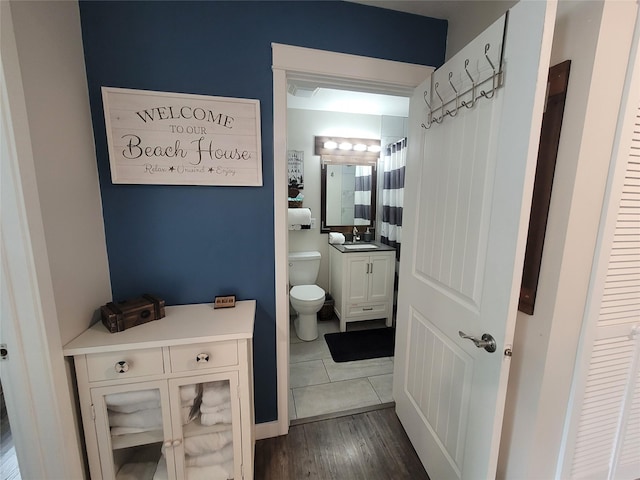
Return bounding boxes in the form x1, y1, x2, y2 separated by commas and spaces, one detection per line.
568, 99, 640, 480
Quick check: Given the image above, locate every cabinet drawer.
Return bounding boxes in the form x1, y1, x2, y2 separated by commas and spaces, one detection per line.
86, 348, 164, 382
347, 303, 388, 316
169, 341, 238, 372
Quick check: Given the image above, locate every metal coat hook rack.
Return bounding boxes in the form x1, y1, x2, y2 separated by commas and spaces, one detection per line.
421, 42, 504, 130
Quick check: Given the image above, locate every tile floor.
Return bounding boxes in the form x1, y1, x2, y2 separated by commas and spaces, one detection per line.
289, 316, 394, 421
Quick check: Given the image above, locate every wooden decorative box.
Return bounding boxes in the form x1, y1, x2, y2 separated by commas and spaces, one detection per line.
101, 294, 165, 333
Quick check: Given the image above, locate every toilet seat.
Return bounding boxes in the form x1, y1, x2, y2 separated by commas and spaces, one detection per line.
290, 285, 325, 302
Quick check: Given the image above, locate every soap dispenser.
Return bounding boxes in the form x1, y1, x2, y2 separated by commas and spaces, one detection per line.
363, 227, 372, 242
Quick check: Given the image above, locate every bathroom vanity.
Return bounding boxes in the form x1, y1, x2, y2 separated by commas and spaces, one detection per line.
329, 242, 396, 332
64, 301, 255, 480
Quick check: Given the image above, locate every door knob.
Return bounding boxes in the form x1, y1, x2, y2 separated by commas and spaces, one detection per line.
458, 331, 497, 353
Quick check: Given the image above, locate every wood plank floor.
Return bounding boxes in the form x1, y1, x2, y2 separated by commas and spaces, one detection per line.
255, 407, 430, 480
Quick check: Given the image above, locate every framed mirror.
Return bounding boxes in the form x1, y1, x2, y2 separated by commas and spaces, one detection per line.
320, 162, 377, 234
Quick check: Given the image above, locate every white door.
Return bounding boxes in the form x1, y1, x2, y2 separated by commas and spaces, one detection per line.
393, 2, 556, 479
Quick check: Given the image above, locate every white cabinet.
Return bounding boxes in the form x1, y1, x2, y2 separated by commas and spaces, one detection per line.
329, 247, 395, 332
64, 301, 255, 480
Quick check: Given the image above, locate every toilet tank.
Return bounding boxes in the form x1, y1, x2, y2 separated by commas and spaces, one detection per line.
288, 251, 321, 286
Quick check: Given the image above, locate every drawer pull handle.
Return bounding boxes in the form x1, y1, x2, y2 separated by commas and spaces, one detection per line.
114, 360, 129, 373
363, 307, 374, 311
196, 353, 210, 364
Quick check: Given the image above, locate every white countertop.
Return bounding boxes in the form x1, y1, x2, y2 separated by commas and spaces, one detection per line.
63, 300, 255, 356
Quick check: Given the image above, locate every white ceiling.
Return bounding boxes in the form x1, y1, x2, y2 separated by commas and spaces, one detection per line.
287, 87, 410, 117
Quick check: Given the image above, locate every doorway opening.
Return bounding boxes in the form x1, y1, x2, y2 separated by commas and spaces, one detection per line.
272, 42, 434, 435
286, 84, 409, 423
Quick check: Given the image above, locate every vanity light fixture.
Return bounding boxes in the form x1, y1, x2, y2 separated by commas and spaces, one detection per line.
315, 136, 381, 165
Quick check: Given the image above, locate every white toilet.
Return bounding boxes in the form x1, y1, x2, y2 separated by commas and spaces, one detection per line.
288, 251, 326, 341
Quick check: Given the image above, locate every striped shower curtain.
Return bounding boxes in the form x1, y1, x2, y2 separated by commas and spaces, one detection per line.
380, 138, 406, 259
354, 165, 372, 225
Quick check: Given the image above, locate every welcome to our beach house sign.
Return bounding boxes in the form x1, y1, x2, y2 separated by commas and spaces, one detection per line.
102, 87, 262, 186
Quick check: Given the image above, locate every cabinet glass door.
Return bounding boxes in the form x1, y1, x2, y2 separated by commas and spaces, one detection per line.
168, 373, 241, 480
91, 381, 172, 480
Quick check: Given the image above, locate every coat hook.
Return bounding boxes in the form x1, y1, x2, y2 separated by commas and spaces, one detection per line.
421, 90, 433, 129
480, 43, 497, 99
461, 59, 476, 109
448, 72, 459, 117
423, 90, 432, 110
434, 82, 445, 123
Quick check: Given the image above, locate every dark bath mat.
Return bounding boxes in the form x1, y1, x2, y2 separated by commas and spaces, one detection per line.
324, 327, 395, 363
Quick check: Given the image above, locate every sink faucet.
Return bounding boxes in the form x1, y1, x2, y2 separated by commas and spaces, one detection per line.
353, 226, 360, 242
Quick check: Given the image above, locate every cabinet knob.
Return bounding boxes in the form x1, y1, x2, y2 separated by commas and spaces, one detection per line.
172, 439, 182, 447
163, 440, 173, 448
114, 360, 129, 373
196, 353, 210, 364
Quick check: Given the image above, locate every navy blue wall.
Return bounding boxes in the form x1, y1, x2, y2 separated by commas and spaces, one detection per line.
79, 0, 446, 424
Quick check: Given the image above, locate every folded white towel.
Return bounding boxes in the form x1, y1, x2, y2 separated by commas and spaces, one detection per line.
183, 430, 233, 456
287, 207, 311, 226
108, 407, 162, 429
185, 443, 234, 467
202, 382, 230, 407
200, 406, 232, 426
153, 458, 168, 480
186, 462, 234, 480
182, 406, 197, 425
105, 389, 160, 407
107, 399, 160, 414
180, 384, 198, 404
153, 452, 232, 480
200, 401, 231, 414
116, 461, 157, 480
328, 232, 345, 244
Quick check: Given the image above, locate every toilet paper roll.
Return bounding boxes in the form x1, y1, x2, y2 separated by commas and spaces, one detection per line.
288, 208, 311, 226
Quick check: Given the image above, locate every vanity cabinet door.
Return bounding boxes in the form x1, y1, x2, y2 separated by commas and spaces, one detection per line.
367, 254, 394, 302
346, 252, 394, 304
91, 380, 175, 480
346, 255, 369, 304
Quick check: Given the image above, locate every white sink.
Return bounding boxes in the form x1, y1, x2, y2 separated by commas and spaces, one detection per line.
343, 243, 378, 250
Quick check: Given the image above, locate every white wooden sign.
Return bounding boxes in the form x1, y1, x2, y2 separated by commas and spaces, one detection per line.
101, 87, 262, 186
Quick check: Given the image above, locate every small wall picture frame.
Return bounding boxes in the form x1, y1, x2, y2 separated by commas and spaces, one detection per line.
214, 295, 236, 309
288, 150, 304, 190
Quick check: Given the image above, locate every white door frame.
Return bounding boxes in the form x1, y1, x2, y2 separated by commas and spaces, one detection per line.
1, 2, 85, 477
270, 43, 433, 437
